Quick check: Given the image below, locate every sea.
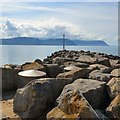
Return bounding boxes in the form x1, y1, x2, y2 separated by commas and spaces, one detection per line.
0, 45, 119, 66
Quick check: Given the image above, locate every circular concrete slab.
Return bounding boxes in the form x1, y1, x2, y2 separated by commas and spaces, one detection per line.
18, 69, 46, 77
64, 65, 79, 71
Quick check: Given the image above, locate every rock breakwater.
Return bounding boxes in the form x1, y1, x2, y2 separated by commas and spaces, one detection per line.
1, 50, 120, 119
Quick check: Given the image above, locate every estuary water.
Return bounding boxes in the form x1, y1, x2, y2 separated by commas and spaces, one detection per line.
0, 45, 119, 66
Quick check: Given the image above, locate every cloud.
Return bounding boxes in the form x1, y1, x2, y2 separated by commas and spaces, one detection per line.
0, 18, 111, 41
1, 20, 21, 38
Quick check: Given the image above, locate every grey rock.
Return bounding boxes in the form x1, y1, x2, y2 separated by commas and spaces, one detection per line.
1, 67, 21, 92
97, 57, 111, 67
44, 64, 63, 78
89, 70, 112, 82
95, 110, 110, 120
74, 62, 89, 68
34, 59, 44, 65
43, 58, 52, 64
115, 64, 120, 68
52, 57, 64, 65
89, 64, 113, 73
57, 78, 108, 109
13, 78, 73, 119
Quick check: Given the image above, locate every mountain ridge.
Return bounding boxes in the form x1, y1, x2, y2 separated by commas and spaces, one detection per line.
0, 37, 109, 46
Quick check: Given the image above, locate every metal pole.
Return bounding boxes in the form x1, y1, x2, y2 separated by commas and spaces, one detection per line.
63, 34, 65, 50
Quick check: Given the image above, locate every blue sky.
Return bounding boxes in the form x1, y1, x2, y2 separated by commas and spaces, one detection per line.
1, 2, 118, 45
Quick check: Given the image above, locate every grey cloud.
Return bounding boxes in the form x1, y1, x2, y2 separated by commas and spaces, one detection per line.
1, 20, 106, 41
2, 20, 21, 38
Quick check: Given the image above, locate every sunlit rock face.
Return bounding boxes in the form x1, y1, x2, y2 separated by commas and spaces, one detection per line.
47, 91, 99, 120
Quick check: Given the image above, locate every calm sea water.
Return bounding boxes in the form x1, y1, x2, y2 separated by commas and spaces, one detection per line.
0, 45, 119, 66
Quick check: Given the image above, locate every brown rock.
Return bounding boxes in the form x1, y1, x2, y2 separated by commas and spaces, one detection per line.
107, 77, 120, 99
57, 68, 90, 80
111, 69, 120, 77
47, 91, 99, 120
76, 55, 97, 64
21, 61, 44, 71
64, 61, 76, 67
109, 59, 120, 67
106, 94, 120, 119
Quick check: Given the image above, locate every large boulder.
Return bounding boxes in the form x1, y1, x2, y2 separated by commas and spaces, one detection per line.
89, 70, 112, 82
106, 94, 120, 120
111, 69, 120, 77
57, 68, 90, 80
107, 77, 120, 99
47, 91, 99, 120
1, 67, 21, 92
13, 78, 73, 119
44, 64, 63, 78
57, 79, 109, 109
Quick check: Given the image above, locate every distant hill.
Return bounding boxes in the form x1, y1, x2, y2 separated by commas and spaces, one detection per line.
74, 40, 108, 46
0, 37, 108, 46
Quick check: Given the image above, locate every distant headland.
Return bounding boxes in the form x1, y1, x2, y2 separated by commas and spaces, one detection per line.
0, 37, 108, 46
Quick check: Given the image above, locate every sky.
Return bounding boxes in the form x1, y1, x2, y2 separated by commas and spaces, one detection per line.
0, 1, 118, 45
